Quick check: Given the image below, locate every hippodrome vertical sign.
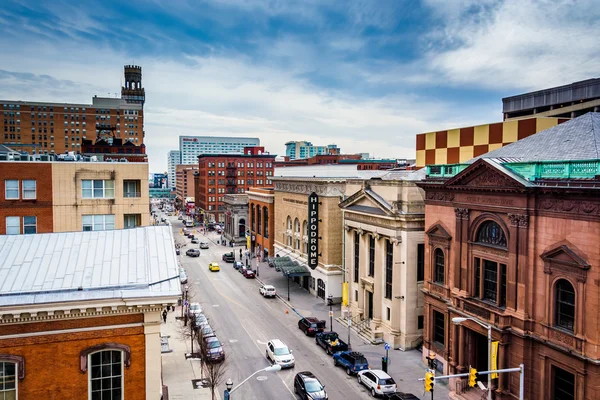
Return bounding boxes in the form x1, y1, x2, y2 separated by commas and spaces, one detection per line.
307, 192, 319, 269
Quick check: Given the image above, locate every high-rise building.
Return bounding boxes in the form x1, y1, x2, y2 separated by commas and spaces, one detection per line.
0, 65, 145, 156
167, 150, 180, 188
179, 136, 260, 165
194, 146, 275, 223
284, 141, 340, 160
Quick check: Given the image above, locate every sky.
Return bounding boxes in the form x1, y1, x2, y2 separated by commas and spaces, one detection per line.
1, 0, 599, 172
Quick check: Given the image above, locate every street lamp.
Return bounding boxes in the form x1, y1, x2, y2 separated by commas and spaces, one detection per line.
327, 294, 334, 331
452, 317, 492, 400
224, 365, 281, 399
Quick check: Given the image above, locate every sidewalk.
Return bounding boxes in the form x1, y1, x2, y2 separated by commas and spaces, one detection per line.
253, 258, 450, 398
161, 307, 218, 400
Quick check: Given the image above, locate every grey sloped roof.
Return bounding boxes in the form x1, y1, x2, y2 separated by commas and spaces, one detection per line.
0, 226, 181, 307
478, 112, 600, 162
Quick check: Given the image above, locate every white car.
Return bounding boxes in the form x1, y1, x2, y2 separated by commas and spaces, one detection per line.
259, 285, 277, 298
357, 369, 396, 397
188, 302, 203, 318
266, 339, 295, 368
179, 268, 188, 284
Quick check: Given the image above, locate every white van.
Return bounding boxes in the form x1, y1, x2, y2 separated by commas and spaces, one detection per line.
185, 220, 194, 228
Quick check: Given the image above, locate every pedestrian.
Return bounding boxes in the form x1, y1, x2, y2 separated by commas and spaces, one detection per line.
162, 309, 167, 324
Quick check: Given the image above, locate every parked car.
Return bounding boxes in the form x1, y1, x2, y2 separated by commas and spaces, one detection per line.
298, 317, 326, 336
178, 215, 183, 220
207, 223, 216, 231
204, 337, 225, 362
208, 262, 220, 272
179, 268, 188, 284
315, 331, 349, 355
267, 257, 277, 268
243, 268, 255, 279
259, 285, 277, 298
193, 314, 209, 329
176, 248, 181, 255
197, 324, 215, 339
333, 351, 369, 375
239, 266, 246, 274
199, 241, 210, 249
357, 369, 397, 397
191, 238, 199, 244
266, 339, 295, 368
233, 261, 244, 270
188, 302, 202, 318
294, 371, 327, 400
186, 248, 200, 257
222, 252, 235, 263
383, 393, 420, 400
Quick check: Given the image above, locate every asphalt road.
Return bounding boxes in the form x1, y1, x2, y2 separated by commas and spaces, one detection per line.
166, 213, 374, 400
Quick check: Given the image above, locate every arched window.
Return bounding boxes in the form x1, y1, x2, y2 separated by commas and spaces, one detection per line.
256, 205, 262, 235
294, 218, 300, 249
555, 279, 575, 331
250, 204, 255, 231
434, 248, 445, 284
89, 350, 123, 399
263, 207, 269, 238
0, 362, 16, 398
287, 216, 292, 230
302, 221, 308, 253
294, 218, 300, 233
476, 221, 507, 248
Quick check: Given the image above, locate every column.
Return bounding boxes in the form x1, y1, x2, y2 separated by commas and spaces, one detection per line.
356, 229, 365, 316
390, 237, 402, 338
144, 310, 163, 400
454, 208, 469, 292
372, 233, 383, 325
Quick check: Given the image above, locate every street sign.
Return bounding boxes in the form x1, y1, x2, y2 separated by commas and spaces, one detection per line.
184, 300, 189, 307
329, 311, 333, 317
384, 342, 390, 351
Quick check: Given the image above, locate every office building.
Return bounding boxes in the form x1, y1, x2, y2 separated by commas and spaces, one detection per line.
167, 150, 180, 188
416, 113, 600, 399
503, 78, 600, 120
175, 165, 198, 205
0, 155, 149, 234
0, 226, 180, 400
179, 136, 260, 165
0, 65, 146, 156
194, 146, 275, 223
284, 141, 340, 160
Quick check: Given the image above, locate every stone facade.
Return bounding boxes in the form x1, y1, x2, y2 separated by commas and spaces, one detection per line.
272, 178, 345, 302
247, 187, 275, 257
223, 193, 248, 245
417, 159, 600, 400
340, 177, 425, 349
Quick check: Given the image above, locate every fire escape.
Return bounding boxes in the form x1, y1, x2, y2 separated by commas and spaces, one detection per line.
225, 163, 237, 194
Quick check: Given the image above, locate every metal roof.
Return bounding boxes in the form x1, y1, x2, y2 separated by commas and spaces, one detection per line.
478, 112, 600, 162
0, 226, 181, 307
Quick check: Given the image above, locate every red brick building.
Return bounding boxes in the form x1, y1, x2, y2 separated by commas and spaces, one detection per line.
417, 113, 600, 399
0, 160, 53, 234
247, 187, 275, 258
194, 146, 275, 222
0, 226, 180, 400
81, 137, 147, 162
275, 154, 401, 170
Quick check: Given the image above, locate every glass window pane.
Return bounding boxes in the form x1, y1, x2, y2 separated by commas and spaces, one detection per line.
93, 180, 104, 189
94, 215, 104, 224
105, 187, 114, 198
6, 217, 20, 235
104, 180, 114, 189
24, 216, 36, 225
93, 188, 103, 198
91, 366, 102, 379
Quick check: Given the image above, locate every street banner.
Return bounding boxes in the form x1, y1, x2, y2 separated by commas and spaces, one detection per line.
491, 341, 499, 378
342, 282, 348, 306
246, 235, 251, 250
307, 192, 319, 269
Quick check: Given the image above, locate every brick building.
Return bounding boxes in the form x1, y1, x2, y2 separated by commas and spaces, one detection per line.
81, 137, 147, 162
275, 153, 401, 170
175, 165, 198, 206
194, 146, 275, 223
0, 226, 181, 400
416, 113, 600, 399
0, 157, 149, 233
415, 116, 568, 168
247, 187, 275, 258
0, 65, 145, 156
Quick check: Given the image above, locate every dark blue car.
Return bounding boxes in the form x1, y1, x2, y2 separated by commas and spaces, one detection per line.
333, 351, 369, 375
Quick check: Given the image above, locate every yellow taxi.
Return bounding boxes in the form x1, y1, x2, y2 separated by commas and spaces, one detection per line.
208, 262, 220, 272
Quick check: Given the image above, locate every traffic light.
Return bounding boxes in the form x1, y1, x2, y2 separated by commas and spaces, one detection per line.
469, 367, 478, 387
424, 371, 434, 392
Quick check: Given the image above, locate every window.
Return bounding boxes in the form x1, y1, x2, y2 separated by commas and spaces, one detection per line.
23, 216, 36, 234
22, 180, 36, 199
552, 365, 575, 400
385, 240, 393, 299
418, 315, 424, 330
386, 307, 391, 321
476, 221, 507, 248
256, 205, 262, 235
123, 180, 140, 197
82, 215, 115, 231
354, 232, 360, 283
5, 217, 19, 235
555, 279, 575, 331
287, 216, 292, 230
434, 248, 445, 284
89, 350, 123, 400
355, 290, 358, 302
263, 207, 269, 238
417, 243, 425, 282
433, 310, 445, 347
0, 362, 16, 399
473, 257, 507, 307
82, 180, 115, 199
5, 180, 19, 199
368, 235, 375, 277
483, 260, 498, 302
250, 205, 255, 231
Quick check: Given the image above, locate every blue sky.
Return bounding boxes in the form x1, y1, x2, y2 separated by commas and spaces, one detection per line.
1, 0, 599, 172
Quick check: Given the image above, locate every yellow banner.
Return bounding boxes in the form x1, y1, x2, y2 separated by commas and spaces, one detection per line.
491, 341, 499, 379
246, 235, 250, 249
342, 282, 348, 306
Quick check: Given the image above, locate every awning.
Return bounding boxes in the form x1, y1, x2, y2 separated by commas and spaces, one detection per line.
273, 256, 312, 277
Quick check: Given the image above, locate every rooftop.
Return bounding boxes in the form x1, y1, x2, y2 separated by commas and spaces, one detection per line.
0, 226, 181, 308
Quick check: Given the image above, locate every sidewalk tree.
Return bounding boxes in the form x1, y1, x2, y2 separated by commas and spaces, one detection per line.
198, 328, 227, 400
177, 312, 202, 358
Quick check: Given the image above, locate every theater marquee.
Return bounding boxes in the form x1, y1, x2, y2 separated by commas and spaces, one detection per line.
307, 192, 319, 269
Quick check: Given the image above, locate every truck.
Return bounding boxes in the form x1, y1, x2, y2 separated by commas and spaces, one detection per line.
315, 331, 349, 355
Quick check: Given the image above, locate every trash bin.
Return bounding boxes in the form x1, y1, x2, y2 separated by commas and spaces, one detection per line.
381, 356, 388, 373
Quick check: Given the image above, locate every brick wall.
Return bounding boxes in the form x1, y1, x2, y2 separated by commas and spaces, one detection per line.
0, 162, 53, 234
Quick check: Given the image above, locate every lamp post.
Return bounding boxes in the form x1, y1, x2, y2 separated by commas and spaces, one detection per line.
224, 365, 281, 399
183, 285, 189, 326
452, 317, 492, 400
327, 294, 334, 331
